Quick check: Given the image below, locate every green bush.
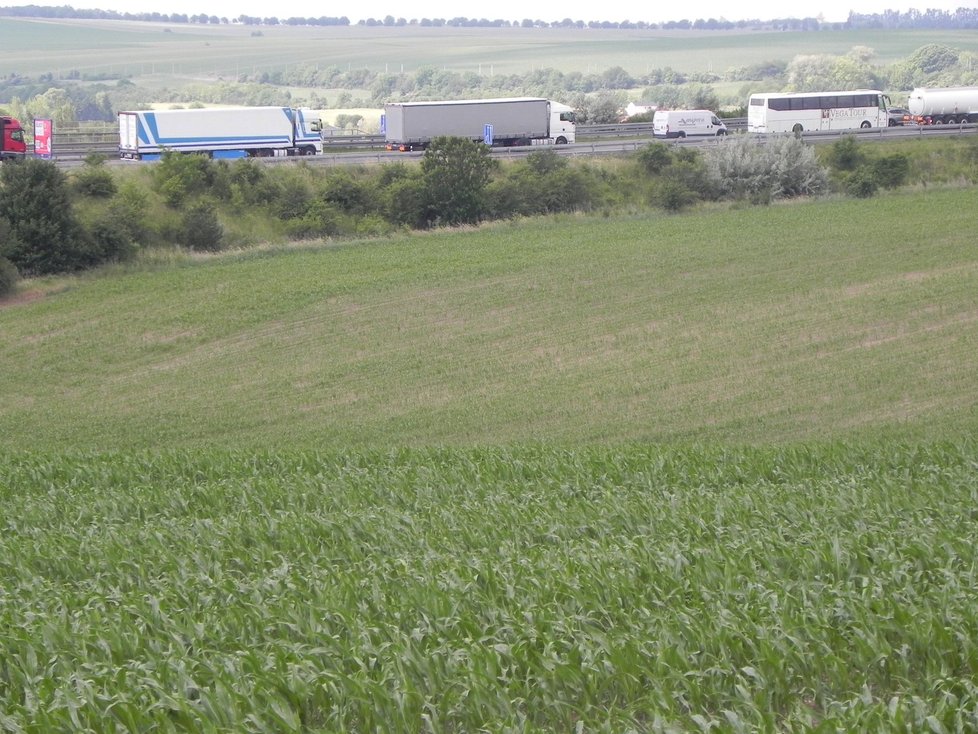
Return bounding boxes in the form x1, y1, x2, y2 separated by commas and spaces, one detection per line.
382, 175, 426, 229
655, 179, 695, 212
107, 182, 151, 246
153, 152, 216, 208
72, 163, 117, 198
0, 255, 18, 298
827, 135, 865, 172
706, 135, 828, 201
88, 211, 138, 263
420, 137, 496, 226
871, 153, 911, 189
283, 199, 344, 240
637, 142, 673, 175
845, 168, 879, 198
319, 169, 377, 217
179, 202, 224, 251
0, 158, 93, 275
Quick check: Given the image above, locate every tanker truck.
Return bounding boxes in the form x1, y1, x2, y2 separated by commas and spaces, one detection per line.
383, 97, 575, 151
118, 106, 323, 159
1, 115, 27, 161
906, 86, 978, 125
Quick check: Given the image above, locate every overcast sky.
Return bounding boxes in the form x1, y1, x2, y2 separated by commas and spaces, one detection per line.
90, 0, 967, 24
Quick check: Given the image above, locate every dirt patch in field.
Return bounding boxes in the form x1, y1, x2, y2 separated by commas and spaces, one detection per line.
0, 289, 45, 309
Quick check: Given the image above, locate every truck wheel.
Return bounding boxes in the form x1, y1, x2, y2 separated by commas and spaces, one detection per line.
860, 121, 872, 128
554, 136, 567, 145
946, 117, 958, 125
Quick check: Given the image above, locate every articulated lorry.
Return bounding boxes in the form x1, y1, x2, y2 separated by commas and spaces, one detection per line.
906, 86, 978, 125
383, 97, 575, 151
1, 115, 27, 161
118, 106, 323, 159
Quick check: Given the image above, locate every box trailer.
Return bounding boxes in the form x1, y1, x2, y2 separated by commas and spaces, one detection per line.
383, 97, 575, 151
118, 106, 323, 159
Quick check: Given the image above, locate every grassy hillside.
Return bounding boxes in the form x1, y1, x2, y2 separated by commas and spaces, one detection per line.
2, 187, 977, 450
2, 18, 978, 79
3, 192, 978, 731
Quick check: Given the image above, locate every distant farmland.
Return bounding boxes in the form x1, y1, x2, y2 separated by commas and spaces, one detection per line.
2, 18, 978, 80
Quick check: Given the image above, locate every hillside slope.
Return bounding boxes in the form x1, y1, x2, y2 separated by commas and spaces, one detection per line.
2, 188, 977, 450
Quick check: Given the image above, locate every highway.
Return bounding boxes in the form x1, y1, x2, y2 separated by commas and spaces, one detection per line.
37, 119, 978, 168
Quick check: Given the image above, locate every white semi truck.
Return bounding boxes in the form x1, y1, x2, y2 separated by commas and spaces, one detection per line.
906, 86, 978, 125
383, 97, 575, 151
118, 106, 323, 159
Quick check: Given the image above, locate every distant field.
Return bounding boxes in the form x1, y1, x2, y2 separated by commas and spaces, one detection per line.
2, 17, 978, 80
2, 187, 977, 450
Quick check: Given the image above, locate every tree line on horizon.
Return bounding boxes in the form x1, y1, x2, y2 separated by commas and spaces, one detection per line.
2, 4, 978, 30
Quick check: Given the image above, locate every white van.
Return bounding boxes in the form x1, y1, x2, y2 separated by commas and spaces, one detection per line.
652, 110, 728, 138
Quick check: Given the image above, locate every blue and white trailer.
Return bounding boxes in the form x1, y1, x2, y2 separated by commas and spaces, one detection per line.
118, 106, 323, 159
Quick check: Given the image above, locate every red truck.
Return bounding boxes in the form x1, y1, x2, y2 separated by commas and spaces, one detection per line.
1, 115, 27, 160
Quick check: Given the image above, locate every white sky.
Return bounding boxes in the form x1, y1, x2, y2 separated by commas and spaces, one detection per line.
87, 0, 969, 25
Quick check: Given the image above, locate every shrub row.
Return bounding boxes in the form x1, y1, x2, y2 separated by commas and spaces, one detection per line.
0, 133, 942, 291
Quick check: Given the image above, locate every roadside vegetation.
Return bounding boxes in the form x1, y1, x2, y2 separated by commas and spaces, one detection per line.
1, 131, 971, 293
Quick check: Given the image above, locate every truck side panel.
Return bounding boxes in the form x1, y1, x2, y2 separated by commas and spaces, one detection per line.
118, 107, 322, 158
385, 98, 550, 148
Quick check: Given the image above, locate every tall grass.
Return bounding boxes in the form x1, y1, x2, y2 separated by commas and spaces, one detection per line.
1, 443, 976, 731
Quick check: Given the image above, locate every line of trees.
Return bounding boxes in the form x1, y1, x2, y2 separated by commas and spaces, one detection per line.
4, 4, 978, 30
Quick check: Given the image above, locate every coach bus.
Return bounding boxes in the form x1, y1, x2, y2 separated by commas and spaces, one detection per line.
748, 90, 890, 133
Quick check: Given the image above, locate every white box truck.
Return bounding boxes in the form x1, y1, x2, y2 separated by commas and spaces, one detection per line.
652, 110, 728, 139
118, 106, 323, 159
383, 97, 575, 151
906, 86, 978, 125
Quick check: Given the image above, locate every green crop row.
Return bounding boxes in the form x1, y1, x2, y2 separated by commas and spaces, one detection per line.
1, 443, 976, 731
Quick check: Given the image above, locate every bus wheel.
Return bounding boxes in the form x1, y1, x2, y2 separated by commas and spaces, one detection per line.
860, 121, 872, 128
792, 124, 803, 134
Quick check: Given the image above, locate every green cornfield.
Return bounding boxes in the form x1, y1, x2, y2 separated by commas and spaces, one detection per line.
2, 187, 978, 731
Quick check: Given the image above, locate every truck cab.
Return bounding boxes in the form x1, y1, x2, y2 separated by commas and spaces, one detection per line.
1, 115, 27, 160
549, 102, 576, 144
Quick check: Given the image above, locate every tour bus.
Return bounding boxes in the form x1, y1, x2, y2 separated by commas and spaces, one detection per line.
748, 90, 889, 133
